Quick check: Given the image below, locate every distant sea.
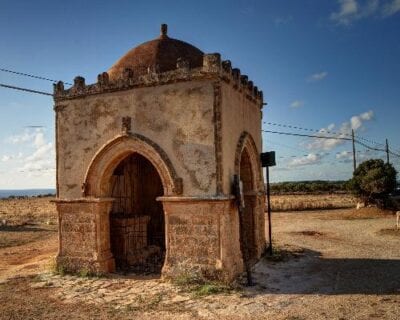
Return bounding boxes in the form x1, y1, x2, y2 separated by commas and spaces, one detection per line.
0, 189, 56, 199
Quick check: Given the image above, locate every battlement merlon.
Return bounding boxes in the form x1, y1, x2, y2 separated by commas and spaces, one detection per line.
53, 53, 264, 108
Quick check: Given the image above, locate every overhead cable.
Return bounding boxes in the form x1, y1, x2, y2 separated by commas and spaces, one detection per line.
0, 68, 72, 85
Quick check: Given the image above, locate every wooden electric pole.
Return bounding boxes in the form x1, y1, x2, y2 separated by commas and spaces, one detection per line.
352, 129, 357, 172
386, 139, 390, 164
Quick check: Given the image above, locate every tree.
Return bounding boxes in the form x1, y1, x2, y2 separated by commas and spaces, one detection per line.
348, 159, 397, 206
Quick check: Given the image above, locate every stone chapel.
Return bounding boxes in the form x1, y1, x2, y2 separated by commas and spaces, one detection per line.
53, 24, 266, 281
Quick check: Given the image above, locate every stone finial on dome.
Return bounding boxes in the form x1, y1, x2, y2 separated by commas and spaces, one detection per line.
161, 24, 168, 37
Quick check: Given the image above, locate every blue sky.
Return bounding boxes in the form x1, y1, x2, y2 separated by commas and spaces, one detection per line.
0, 0, 399, 188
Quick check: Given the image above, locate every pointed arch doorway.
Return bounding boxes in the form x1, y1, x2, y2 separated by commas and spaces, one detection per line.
83, 135, 181, 276
238, 147, 258, 265
109, 153, 165, 274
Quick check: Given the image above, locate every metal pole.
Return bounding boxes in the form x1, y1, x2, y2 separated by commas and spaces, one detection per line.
386, 139, 390, 164
352, 129, 356, 172
266, 166, 272, 255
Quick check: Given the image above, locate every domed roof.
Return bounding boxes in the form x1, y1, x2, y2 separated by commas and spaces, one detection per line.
108, 24, 204, 80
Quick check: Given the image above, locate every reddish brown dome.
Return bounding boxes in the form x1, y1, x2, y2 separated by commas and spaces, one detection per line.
108, 24, 204, 80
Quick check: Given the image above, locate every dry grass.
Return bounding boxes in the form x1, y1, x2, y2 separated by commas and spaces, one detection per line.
270, 193, 357, 212
378, 228, 400, 236
318, 206, 395, 220
0, 196, 57, 226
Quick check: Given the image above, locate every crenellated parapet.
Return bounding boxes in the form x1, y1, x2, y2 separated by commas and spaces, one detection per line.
54, 53, 264, 107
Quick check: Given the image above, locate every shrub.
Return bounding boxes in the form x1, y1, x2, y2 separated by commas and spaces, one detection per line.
347, 159, 397, 207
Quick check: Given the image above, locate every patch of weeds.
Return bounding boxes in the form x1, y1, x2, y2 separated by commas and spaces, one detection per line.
77, 268, 104, 279
172, 271, 236, 297
78, 268, 90, 278
173, 272, 204, 288
48, 259, 65, 276
192, 283, 232, 297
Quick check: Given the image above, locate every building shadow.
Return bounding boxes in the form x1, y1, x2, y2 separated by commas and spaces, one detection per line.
0, 224, 54, 232
247, 248, 400, 295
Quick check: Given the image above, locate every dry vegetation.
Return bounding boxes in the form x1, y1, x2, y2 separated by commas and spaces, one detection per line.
270, 193, 357, 211
0, 197, 57, 226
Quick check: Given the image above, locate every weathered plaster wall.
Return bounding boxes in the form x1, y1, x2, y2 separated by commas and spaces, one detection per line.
56, 80, 216, 199
219, 82, 263, 194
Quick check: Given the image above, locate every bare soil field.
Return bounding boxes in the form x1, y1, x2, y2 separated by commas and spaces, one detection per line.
0, 197, 399, 319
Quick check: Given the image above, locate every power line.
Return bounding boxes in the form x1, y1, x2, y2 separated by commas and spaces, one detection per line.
0, 68, 72, 85
0, 83, 53, 96
262, 128, 400, 158
262, 129, 352, 141
264, 121, 385, 147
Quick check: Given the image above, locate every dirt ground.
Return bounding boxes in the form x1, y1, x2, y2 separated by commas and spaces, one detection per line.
0, 199, 399, 319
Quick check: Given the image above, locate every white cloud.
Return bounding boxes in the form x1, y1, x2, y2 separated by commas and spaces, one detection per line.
331, 0, 360, 25
3, 128, 56, 175
6, 128, 45, 145
307, 71, 328, 82
7, 131, 35, 144
0, 152, 23, 163
33, 132, 46, 148
382, 0, 400, 16
331, 0, 399, 25
25, 143, 54, 163
336, 150, 352, 160
336, 150, 377, 164
290, 100, 304, 108
350, 110, 374, 130
0, 128, 55, 188
306, 110, 374, 150
289, 153, 322, 167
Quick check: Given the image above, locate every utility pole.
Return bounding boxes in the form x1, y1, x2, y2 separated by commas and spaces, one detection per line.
352, 129, 357, 172
260, 151, 276, 256
266, 165, 272, 255
386, 139, 390, 164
